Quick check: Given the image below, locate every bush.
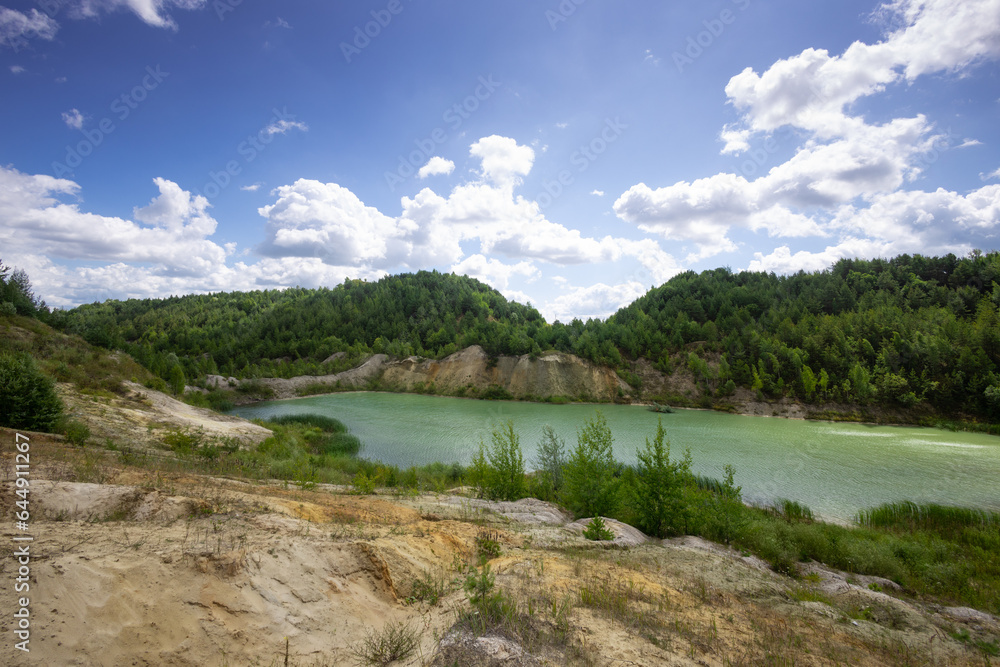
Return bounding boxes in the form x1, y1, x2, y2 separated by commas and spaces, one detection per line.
633, 417, 692, 538
63, 420, 91, 446
0, 351, 63, 431
408, 570, 447, 605
475, 530, 503, 562
563, 411, 620, 519
583, 516, 615, 541
484, 420, 525, 501
352, 622, 419, 666
352, 471, 377, 494
480, 384, 513, 400
462, 563, 517, 633
532, 424, 566, 501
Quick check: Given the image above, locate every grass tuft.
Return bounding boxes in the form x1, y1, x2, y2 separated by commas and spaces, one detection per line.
351, 622, 419, 666
856, 501, 1000, 537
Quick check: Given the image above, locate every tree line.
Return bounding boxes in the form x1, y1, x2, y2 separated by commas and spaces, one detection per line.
11, 250, 1000, 422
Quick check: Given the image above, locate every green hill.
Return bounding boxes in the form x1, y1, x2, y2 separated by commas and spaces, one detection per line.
41, 252, 1000, 424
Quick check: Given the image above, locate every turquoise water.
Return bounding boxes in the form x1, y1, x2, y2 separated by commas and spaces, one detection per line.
232, 393, 1000, 522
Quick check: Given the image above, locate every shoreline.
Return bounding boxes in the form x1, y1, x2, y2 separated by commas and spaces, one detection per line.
222, 381, 999, 436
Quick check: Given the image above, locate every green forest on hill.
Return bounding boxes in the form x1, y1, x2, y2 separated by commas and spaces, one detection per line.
10, 251, 1000, 423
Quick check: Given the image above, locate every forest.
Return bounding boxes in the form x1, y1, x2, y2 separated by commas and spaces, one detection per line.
18, 250, 1000, 422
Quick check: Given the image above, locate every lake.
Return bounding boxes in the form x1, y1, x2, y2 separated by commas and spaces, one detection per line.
232, 392, 1000, 522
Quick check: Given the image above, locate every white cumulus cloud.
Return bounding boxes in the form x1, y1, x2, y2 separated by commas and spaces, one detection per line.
417, 156, 455, 179
61, 109, 84, 130
450, 254, 540, 291
541, 282, 647, 323
725, 0, 1000, 138
469, 135, 535, 189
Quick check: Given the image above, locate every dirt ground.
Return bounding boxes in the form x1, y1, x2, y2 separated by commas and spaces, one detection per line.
2, 432, 998, 666
57, 381, 272, 452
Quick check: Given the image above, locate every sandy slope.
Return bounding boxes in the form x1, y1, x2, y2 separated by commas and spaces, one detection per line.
57, 381, 271, 452
2, 455, 997, 666
247, 345, 629, 402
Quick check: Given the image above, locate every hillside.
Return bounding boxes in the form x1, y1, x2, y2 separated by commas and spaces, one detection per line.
52, 253, 1000, 425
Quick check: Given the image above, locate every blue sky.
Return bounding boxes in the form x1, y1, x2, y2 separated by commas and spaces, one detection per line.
1, 0, 998, 320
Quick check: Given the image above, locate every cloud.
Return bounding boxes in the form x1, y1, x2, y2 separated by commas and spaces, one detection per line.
69, 0, 207, 30
614, 238, 684, 285
747, 241, 887, 275
833, 185, 1000, 238
257, 179, 405, 267
982, 167, 1000, 181
725, 0, 1000, 138
469, 135, 535, 188
0, 166, 392, 307
417, 157, 455, 179
614, 115, 955, 261
3, 133, 688, 319
0, 168, 227, 281
263, 119, 308, 136
616, 1, 999, 264
748, 185, 1000, 273
590, 190, 605, 197
450, 254, 540, 291
613, 175, 752, 260
0, 7, 59, 48
10, 64, 25, 74
719, 125, 751, 155
541, 281, 648, 323
61, 109, 84, 130
240, 183, 261, 192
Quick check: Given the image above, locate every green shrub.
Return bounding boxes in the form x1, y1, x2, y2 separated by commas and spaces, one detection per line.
531, 424, 566, 501
462, 563, 517, 633
352, 471, 377, 495
480, 384, 513, 400
63, 420, 91, 446
583, 516, 615, 541
633, 418, 692, 538
352, 622, 419, 666
475, 530, 503, 561
408, 570, 447, 605
204, 390, 235, 412
0, 351, 63, 431
167, 364, 185, 395
563, 411, 620, 519
477, 420, 525, 501
317, 432, 362, 456
235, 379, 275, 399
163, 429, 203, 454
